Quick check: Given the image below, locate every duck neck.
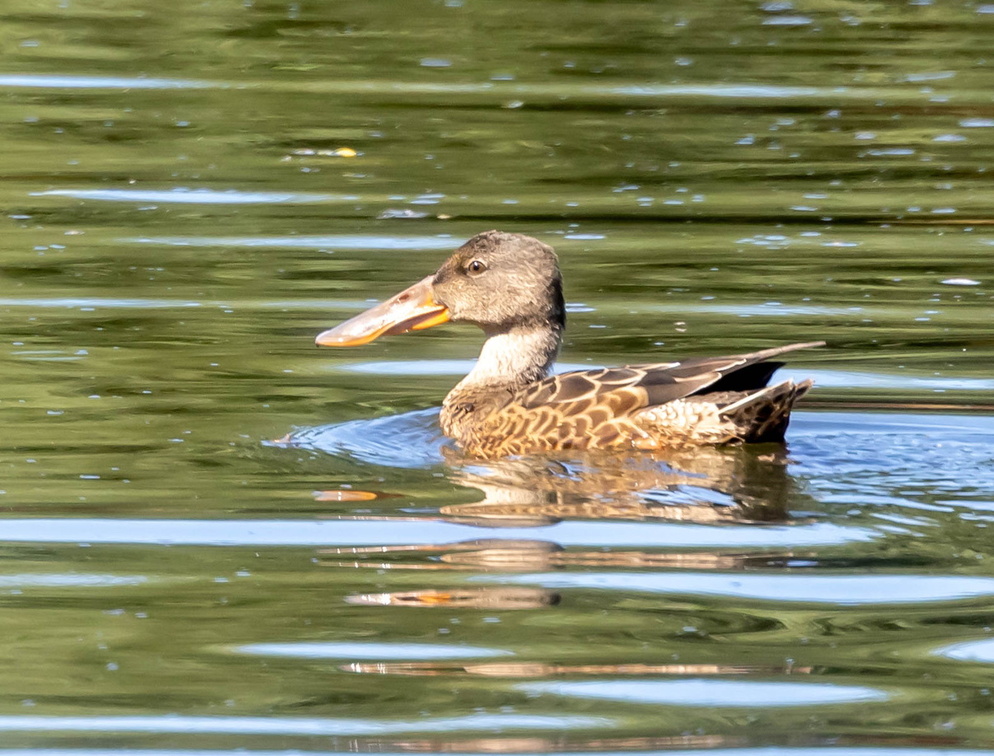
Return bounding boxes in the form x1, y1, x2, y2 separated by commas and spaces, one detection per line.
453, 322, 563, 396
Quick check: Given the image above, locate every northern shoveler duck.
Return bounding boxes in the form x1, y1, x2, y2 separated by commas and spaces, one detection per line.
316, 230, 824, 458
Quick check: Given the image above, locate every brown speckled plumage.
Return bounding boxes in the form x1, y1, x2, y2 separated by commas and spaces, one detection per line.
316, 230, 824, 459
441, 346, 817, 457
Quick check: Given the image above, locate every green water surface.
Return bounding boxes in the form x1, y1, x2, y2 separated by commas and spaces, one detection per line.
2, 1, 994, 754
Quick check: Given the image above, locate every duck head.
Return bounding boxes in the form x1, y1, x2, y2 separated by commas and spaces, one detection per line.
315, 230, 565, 346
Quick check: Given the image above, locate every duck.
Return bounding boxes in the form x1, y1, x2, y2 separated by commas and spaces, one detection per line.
315, 230, 824, 459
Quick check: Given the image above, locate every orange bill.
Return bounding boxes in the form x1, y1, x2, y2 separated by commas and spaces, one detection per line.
315, 274, 450, 347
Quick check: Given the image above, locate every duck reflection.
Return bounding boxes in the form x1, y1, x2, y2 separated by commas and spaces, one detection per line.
340, 659, 811, 678
315, 444, 812, 600
344, 586, 560, 609
285, 431, 822, 703
438, 443, 796, 527
288, 409, 816, 607
313, 442, 801, 530
324, 537, 779, 573
287, 408, 803, 527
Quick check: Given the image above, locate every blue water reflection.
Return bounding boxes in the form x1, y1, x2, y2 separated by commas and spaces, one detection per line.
934, 638, 994, 662
486, 572, 994, 605
233, 642, 513, 660
0, 518, 875, 549
0, 713, 610, 735
520, 679, 888, 707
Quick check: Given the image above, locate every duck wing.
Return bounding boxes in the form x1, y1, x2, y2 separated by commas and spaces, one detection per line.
468, 342, 823, 454
516, 341, 825, 410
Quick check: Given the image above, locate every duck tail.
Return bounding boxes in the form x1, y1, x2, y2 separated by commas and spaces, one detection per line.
718, 379, 814, 443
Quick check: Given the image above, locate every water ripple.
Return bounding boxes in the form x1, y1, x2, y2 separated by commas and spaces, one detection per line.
484, 572, 994, 605
0, 518, 875, 548
336, 360, 596, 376
132, 235, 458, 250
37, 188, 332, 204
520, 679, 888, 706
334, 360, 994, 391
934, 637, 994, 662
233, 641, 512, 660
0, 74, 213, 89
0, 75, 958, 106
0, 298, 203, 309
0, 713, 609, 735
0, 574, 147, 587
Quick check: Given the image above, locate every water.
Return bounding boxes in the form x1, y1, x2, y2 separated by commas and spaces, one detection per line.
2, 0, 994, 753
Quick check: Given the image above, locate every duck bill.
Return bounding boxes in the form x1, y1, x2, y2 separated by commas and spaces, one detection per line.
315, 275, 450, 347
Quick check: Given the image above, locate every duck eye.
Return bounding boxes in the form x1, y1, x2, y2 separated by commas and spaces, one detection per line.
466, 259, 488, 276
